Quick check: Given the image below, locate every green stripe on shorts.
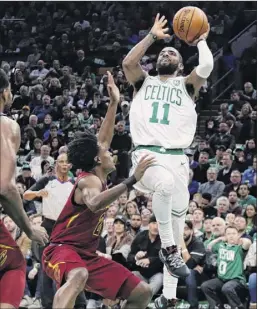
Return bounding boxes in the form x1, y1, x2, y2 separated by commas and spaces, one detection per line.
135, 145, 184, 155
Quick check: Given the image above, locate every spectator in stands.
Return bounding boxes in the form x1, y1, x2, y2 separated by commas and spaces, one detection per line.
237, 103, 253, 143
30, 145, 54, 180
16, 182, 36, 216
78, 107, 94, 130
192, 208, 204, 237
188, 201, 198, 215
201, 226, 251, 309
128, 214, 142, 237
102, 217, 114, 243
238, 184, 257, 209
243, 205, 257, 238
12, 85, 30, 112
117, 193, 128, 211
217, 153, 235, 185
193, 152, 210, 184
209, 122, 236, 153
233, 146, 249, 173
188, 169, 200, 199
208, 145, 225, 170
106, 215, 133, 267
223, 170, 242, 195
141, 208, 151, 231
202, 217, 213, 241
16, 164, 36, 190
25, 138, 43, 162
234, 216, 252, 240
200, 193, 217, 217
244, 237, 257, 309
241, 82, 257, 106
216, 196, 230, 219
242, 155, 256, 186
193, 140, 211, 162
128, 215, 163, 298
115, 101, 130, 131
32, 95, 53, 123
29, 60, 49, 81
227, 191, 242, 215
185, 149, 198, 169
123, 201, 138, 220
216, 103, 236, 123
179, 221, 206, 309
244, 139, 256, 167
198, 167, 225, 205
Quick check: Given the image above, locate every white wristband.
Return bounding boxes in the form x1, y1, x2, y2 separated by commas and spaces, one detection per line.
195, 40, 214, 79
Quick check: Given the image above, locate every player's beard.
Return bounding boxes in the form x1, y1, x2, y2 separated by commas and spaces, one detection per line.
157, 61, 179, 76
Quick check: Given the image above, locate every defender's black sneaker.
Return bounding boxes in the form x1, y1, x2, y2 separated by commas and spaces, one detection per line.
154, 295, 177, 309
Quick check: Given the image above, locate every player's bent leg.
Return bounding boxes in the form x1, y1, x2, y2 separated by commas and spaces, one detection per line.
122, 281, 152, 309
53, 267, 88, 309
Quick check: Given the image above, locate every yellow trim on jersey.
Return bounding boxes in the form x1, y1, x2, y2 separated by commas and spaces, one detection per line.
66, 213, 80, 228
0, 244, 15, 250
46, 261, 66, 270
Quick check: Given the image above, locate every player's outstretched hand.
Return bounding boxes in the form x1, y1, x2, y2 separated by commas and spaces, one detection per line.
107, 71, 120, 104
134, 154, 156, 181
186, 24, 210, 46
151, 13, 171, 40
29, 226, 49, 246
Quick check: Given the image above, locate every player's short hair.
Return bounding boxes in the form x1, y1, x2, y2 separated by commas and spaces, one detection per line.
0, 69, 9, 94
67, 130, 99, 172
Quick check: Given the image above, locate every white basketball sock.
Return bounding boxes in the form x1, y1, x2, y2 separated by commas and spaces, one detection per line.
152, 189, 175, 248
163, 266, 178, 300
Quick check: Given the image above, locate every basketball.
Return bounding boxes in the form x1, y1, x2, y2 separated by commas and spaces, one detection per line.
172, 6, 209, 43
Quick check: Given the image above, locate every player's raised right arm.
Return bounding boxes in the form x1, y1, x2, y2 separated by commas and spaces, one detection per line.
122, 14, 170, 86
0, 122, 34, 237
79, 155, 155, 213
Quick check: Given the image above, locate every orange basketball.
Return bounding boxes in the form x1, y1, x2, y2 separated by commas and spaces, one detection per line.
172, 6, 208, 43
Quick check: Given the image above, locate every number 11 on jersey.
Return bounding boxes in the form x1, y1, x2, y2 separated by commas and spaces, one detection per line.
149, 102, 170, 125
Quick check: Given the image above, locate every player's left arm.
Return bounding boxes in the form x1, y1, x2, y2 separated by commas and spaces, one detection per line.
185, 25, 214, 97
97, 71, 120, 149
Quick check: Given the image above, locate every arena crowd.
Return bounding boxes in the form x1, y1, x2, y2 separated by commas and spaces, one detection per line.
0, 1, 256, 309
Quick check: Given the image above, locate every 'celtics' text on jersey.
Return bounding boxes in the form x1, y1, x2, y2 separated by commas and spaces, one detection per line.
130, 76, 197, 149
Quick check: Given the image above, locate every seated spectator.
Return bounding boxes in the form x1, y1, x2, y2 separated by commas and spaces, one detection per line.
244, 139, 256, 167
225, 213, 236, 226
208, 145, 225, 170
243, 204, 257, 238
26, 115, 43, 139
115, 101, 130, 131
238, 183, 257, 210
106, 215, 133, 267
132, 190, 148, 212
185, 149, 198, 169
29, 60, 49, 81
32, 95, 54, 123
192, 208, 204, 238
244, 237, 257, 309
188, 200, 198, 215
141, 208, 151, 230
188, 169, 199, 199
217, 153, 235, 185
202, 216, 213, 241
193, 140, 211, 162
11, 85, 30, 113
234, 216, 253, 240
78, 107, 94, 130
16, 164, 36, 190
201, 226, 251, 309
233, 146, 249, 173
209, 122, 236, 153
242, 155, 256, 186
106, 204, 119, 218
102, 217, 114, 243
128, 214, 142, 237
200, 193, 217, 217
30, 145, 54, 180
179, 221, 206, 309
237, 103, 253, 144
46, 78, 63, 99
216, 103, 236, 123
127, 215, 163, 298
122, 201, 139, 220
16, 182, 36, 216
216, 196, 230, 219
198, 167, 225, 205
25, 138, 43, 162
192, 152, 210, 184
227, 190, 243, 215
223, 170, 242, 196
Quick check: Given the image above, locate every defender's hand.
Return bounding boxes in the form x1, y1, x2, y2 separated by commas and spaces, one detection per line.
150, 14, 171, 40
133, 154, 156, 181
107, 71, 120, 104
29, 226, 49, 246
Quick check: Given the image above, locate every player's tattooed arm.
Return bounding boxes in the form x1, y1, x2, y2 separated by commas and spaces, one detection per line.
0, 121, 33, 237
77, 175, 129, 213
97, 71, 119, 149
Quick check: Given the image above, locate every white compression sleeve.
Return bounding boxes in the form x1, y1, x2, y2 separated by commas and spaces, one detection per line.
195, 40, 214, 79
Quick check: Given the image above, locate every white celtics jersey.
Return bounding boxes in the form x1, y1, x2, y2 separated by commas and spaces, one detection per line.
130, 75, 197, 149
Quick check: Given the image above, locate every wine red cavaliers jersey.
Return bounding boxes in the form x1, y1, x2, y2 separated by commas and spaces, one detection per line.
50, 172, 107, 252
